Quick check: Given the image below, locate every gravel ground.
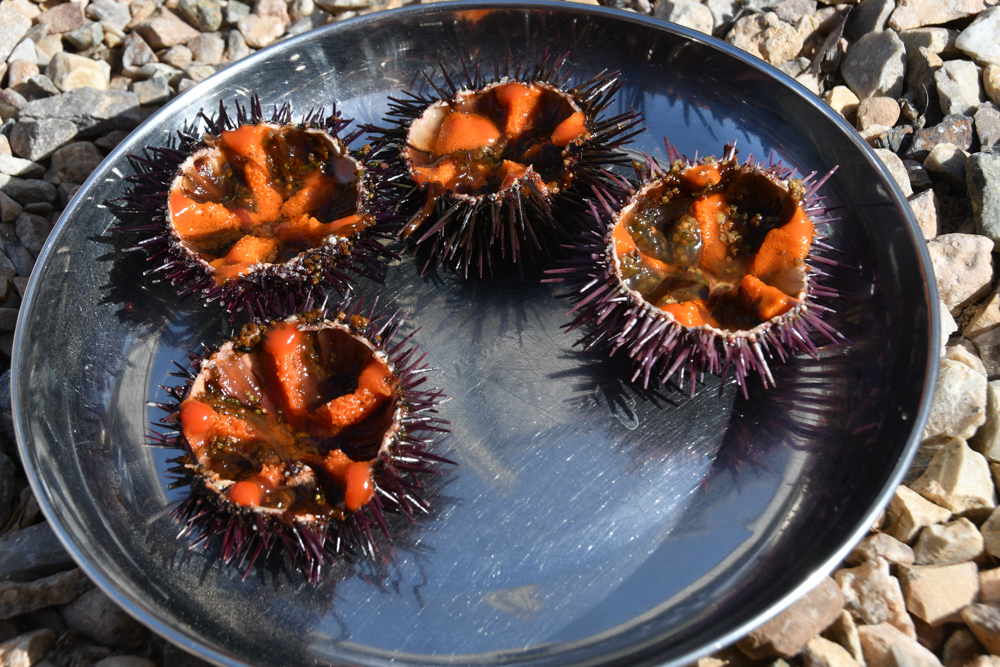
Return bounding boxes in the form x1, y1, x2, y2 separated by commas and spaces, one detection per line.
0, 0, 998, 665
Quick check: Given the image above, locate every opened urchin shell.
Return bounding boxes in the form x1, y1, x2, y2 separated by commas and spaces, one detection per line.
546, 140, 847, 396
150, 301, 451, 583
113, 96, 400, 320
366, 52, 643, 277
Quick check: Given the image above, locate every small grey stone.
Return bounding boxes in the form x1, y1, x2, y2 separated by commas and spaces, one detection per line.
19, 88, 141, 136
969, 151, 1000, 245
0, 522, 76, 581
779, 56, 811, 79
44, 141, 103, 186
7, 38, 39, 66
284, 13, 325, 37
132, 75, 171, 106
86, 0, 131, 32
13, 211, 50, 256
188, 31, 224, 64
975, 103, 1000, 149
21, 202, 49, 216
135, 8, 201, 49
177, 0, 223, 32
7, 118, 76, 161
223, 28, 252, 61
874, 149, 913, 196
184, 62, 216, 82
654, 0, 714, 34
14, 74, 60, 101
904, 159, 933, 191
224, 0, 251, 25
0, 176, 56, 205
4, 242, 33, 277
704, 0, 738, 29
56, 182, 80, 208
176, 77, 197, 93
60, 587, 141, 647
288, 0, 314, 21
841, 29, 906, 99
0, 89, 26, 122
130, 62, 181, 82
889, 0, 989, 32
0, 5, 32, 64
899, 27, 958, 57
0, 191, 21, 226
935, 59, 985, 116
924, 143, 969, 189
120, 31, 158, 76
63, 21, 103, 50
956, 6, 1000, 67
0, 153, 42, 178
907, 114, 974, 159
0, 568, 93, 619
904, 46, 943, 118
846, 0, 893, 42
36, 2, 85, 34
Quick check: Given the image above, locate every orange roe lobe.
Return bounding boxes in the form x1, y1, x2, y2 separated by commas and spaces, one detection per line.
210, 235, 280, 282
168, 123, 370, 285
615, 159, 814, 332
178, 317, 400, 520
433, 112, 501, 154
402, 81, 590, 228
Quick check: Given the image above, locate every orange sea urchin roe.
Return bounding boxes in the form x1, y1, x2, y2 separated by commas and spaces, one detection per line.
612, 161, 813, 331
169, 124, 370, 285
178, 318, 398, 518
402, 81, 591, 234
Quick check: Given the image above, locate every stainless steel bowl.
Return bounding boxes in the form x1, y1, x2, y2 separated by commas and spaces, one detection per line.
13, 2, 938, 666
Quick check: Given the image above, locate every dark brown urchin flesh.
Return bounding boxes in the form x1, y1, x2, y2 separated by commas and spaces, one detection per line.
113, 96, 400, 320
545, 140, 847, 396
149, 302, 451, 583
366, 52, 644, 277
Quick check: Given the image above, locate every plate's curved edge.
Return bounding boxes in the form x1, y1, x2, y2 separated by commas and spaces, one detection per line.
10, 3, 942, 666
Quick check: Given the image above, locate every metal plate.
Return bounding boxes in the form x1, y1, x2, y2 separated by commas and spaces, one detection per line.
13, 3, 938, 666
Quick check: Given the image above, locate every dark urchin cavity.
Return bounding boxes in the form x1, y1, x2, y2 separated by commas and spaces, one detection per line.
546, 140, 848, 396
149, 300, 452, 583
112, 95, 401, 321
366, 52, 644, 278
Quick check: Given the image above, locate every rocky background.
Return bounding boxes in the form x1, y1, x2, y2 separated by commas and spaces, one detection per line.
0, 0, 996, 664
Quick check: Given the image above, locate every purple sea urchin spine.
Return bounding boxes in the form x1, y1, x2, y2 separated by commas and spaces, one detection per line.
546, 140, 847, 396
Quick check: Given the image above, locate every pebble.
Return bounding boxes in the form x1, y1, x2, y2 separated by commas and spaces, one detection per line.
0, 4, 32, 64
236, 14, 284, 48
86, 0, 131, 32
188, 32, 224, 64
968, 151, 1000, 245
923, 143, 969, 189
926, 234, 993, 315
64, 22, 104, 50
654, 0, 714, 34
8, 117, 77, 161
985, 65, 1000, 106
0, 192, 21, 226
135, 8, 200, 49
846, 0, 894, 42
0, 176, 56, 205
823, 611, 866, 666
19, 88, 140, 136
253, 0, 291, 26
959, 604, 1000, 654
974, 104, 1000, 150
803, 636, 862, 667
43, 141, 102, 187
35, 2, 85, 35
912, 517, 984, 565
13, 212, 49, 256
132, 75, 171, 106
224, 0, 251, 25
846, 533, 916, 566
835, 557, 915, 637
0, 628, 55, 666
941, 628, 984, 667
887, 485, 952, 543
4, 242, 33, 277
160, 44, 193, 70
177, 0, 223, 32
0, 154, 43, 179
955, 6, 1000, 67
912, 437, 996, 513
8, 38, 39, 66
897, 561, 979, 627
908, 114, 974, 159
223, 29, 252, 62
979, 567, 1000, 604
736, 577, 844, 659
899, 27, 957, 56
856, 623, 943, 667
874, 149, 913, 197
858, 97, 900, 130
981, 506, 1000, 556
935, 60, 984, 117
17, 74, 60, 101
889, 0, 989, 32
60, 588, 140, 647
726, 12, 804, 67
92, 657, 158, 667
120, 31, 158, 77
47, 52, 109, 92
909, 189, 940, 240
841, 29, 906, 99
0, 568, 92, 619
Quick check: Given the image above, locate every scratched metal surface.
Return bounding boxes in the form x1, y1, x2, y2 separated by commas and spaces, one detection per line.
13, 3, 938, 666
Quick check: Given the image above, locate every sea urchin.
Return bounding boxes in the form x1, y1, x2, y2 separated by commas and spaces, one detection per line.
152, 303, 451, 582
115, 97, 398, 320
368, 53, 643, 276
546, 141, 845, 395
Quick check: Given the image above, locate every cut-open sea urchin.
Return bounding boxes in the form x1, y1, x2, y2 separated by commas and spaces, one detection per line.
368, 53, 643, 276
115, 97, 398, 319
546, 141, 846, 395
151, 303, 451, 583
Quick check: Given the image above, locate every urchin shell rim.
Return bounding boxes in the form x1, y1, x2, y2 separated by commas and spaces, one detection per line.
548, 140, 846, 395
366, 51, 645, 276
150, 301, 452, 583
114, 96, 399, 320
401, 78, 592, 205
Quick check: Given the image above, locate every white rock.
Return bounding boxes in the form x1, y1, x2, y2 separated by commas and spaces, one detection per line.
908, 189, 939, 242
944, 341, 986, 376
986, 65, 1000, 106
899, 28, 958, 56
654, 0, 713, 34
726, 12, 804, 67
889, 0, 989, 31
911, 437, 996, 513
922, 361, 987, 441
835, 557, 915, 638
926, 234, 994, 315
804, 636, 862, 667
898, 561, 979, 626
980, 505, 1000, 557
856, 623, 943, 667
7, 38, 38, 66
965, 288, 1000, 339
972, 380, 1000, 462
935, 60, 985, 116
940, 301, 958, 356
886, 485, 952, 544
873, 149, 913, 197
0, 628, 56, 666
841, 29, 906, 99
924, 142, 969, 189
956, 7, 1000, 66
704, 0, 738, 30
46, 52, 109, 92
912, 517, 984, 564
980, 566, 1000, 604
825, 86, 861, 124
846, 533, 915, 567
